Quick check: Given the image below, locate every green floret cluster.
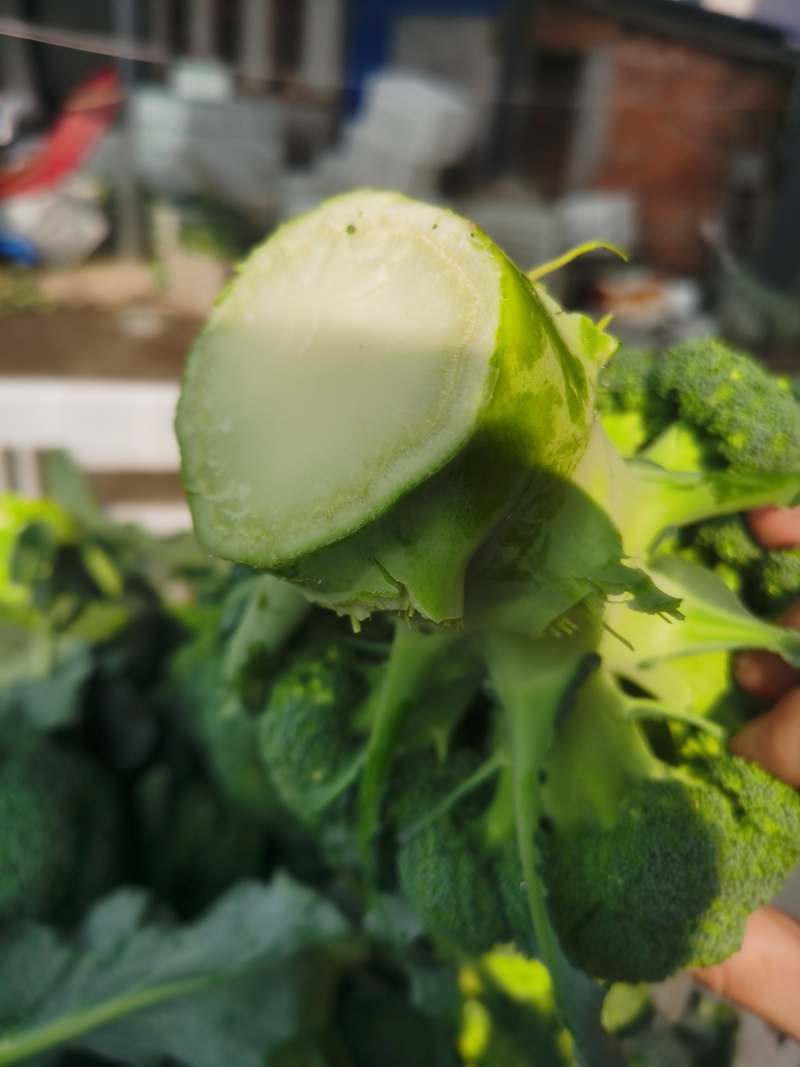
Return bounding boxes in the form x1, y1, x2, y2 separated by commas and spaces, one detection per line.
691, 514, 800, 615
649, 338, 800, 473
598, 336, 800, 474
0, 733, 122, 925
597, 336, 800, 615
390, 752, 511, 955
259, 642, 368, 824
538, 671, 800, 983
595, 346, 667, 456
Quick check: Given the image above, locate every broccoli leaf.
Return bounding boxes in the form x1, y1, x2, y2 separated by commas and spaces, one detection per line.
0, 875, 349, 1067
0, 624, 92, 730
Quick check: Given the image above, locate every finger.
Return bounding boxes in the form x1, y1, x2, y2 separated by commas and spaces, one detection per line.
730, 686, 800, 787
733, 600, 800, 700
747, 506, 800, 550
693, 905, 800, 1040
734, 651, 800, 701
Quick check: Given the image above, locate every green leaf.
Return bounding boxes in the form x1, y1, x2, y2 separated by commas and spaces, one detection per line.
603, 555, 800, 669
0, 624, 91, 730
0, 875, 349, 1067
527, 242, 628, 283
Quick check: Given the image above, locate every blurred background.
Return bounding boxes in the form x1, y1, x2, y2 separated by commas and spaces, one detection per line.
1, 4, 800, 1063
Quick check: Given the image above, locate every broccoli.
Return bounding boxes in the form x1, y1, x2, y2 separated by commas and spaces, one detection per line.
0, 732, 123, 925
688, 514, 800, 615
390, 751, 513, 955
175, 191, 800, 1056
758, 548, 800, 614
537, 667, 800, 983
598, 338, 800, 617
597, 337, 800, 476
648, 338, 800, 474
595, 346, 666, 457
258, 642, 369, 825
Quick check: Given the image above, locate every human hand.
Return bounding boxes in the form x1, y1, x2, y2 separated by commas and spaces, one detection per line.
693, 506, 800, 1038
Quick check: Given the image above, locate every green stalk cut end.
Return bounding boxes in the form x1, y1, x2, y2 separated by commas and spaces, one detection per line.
177, 191, 504, 568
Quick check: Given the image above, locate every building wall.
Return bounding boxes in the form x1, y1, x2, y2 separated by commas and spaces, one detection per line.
532, 4, 792, 272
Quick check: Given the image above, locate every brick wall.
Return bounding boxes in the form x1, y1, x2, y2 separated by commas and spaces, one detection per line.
532, 4, 792, 272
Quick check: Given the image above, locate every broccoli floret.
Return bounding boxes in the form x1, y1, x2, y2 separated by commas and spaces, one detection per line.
258, 643, 368, 824
596, 347, 667, 456
0, 733, 123, 925
598, 338, 800, 477
596, 347, 657, 417
173, 194, 800, 1055
757, 549, 800, 614
648, 338, 800, 474
691, 515, 763, 570
685, 514, 800, 616
391, 752, 512, 955
537, 668, 800, 983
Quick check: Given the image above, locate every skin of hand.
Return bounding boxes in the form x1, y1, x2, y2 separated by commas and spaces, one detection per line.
693, 506, 800, 1039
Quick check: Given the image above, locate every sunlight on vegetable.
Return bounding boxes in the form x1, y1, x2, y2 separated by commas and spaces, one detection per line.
174, 190, 800, 1064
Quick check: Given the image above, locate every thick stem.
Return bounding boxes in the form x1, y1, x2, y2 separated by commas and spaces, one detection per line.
357, 623, 461, 870
573, 422, 800, 559
542, 667, 663, 832
484, 632, 624, 1066
623, 464, 800, 557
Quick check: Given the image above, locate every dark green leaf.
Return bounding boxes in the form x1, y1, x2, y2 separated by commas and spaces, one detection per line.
0, 876, 349, 1067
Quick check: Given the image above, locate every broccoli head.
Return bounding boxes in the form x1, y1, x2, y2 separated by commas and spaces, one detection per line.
595, 347, 666, 456
390, 752, 513, 955
537, 669, 800, 983
0, 733, 123, 925
758, 549, 800, 614
598, 338, 800, 477
258, 643, 368, 824
686, 514, 800, 616
650, 338, 800, 474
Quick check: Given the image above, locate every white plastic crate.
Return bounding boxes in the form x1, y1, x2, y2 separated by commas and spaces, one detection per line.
556, 191, 639, 256
353, 69, 477, 170
0, 379, 189, 532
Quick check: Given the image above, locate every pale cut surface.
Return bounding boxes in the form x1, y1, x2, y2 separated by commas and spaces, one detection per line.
177, 192, 504, 565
